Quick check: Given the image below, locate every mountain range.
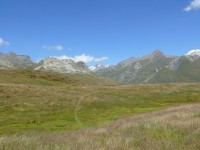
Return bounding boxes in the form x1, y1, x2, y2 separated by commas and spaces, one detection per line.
0, 52, 89, 74
1, 50, 200, 84
95, 50, 200, 84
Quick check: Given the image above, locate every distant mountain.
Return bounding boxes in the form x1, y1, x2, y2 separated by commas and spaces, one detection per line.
95, 50, 200, 84
0, 52, 90, 74
89, 64, 109, 72
2, 50, 200, 84
185, 49, 200, 57
185, 49, 200, 61
0, 52, 36, 69
35, 57, 90, 74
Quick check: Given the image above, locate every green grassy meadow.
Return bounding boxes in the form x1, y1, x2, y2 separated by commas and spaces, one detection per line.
0, 70, 200, 149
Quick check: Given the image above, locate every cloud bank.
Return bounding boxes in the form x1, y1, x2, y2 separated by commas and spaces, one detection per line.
184, 0, 200, 12
43, 44, 64, 51
54, 54, 108, 63
0, 38, 10, 46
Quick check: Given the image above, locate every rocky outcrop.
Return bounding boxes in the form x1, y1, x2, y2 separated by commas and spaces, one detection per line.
35, 57, 90, 74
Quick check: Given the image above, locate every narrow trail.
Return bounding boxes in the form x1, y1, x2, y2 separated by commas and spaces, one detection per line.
74, 97, 82, 125
73, 93, 97, 125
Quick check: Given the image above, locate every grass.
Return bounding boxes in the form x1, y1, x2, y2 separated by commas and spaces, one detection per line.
1, 69, 200, 149
0, 69, 117, 86
1, 103, 200, 150
0, 72, 200, 134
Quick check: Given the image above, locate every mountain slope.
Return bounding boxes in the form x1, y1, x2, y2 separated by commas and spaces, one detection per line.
0, 52, 37, 69
96, 50, 174, 83
95, 50, 200, 84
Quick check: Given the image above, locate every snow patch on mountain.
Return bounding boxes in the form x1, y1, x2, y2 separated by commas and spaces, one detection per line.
89, 64, 109, 72
185, 49, 200, 56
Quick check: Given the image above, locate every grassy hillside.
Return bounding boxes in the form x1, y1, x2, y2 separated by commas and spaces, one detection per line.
0, 69, 117, 86
1, 70, 200, 149
0, 70, 200, 134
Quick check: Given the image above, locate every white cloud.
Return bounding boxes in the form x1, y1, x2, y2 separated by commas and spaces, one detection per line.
43, 44, 64, 51
0, 38, 10, 46
184, 0, 200, 12
54, 54, 108, 63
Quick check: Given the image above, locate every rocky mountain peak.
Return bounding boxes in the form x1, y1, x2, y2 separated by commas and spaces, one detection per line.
143, 50, 165, 59
0, 52, 35, 69
35, 56, 89, 74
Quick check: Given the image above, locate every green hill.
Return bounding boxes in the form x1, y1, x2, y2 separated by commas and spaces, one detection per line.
0, 69, 118, 86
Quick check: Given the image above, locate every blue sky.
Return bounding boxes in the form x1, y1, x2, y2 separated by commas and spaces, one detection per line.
0, 0, 200, 66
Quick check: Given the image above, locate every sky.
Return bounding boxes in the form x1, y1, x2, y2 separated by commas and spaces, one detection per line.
0, 0, 200, 66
